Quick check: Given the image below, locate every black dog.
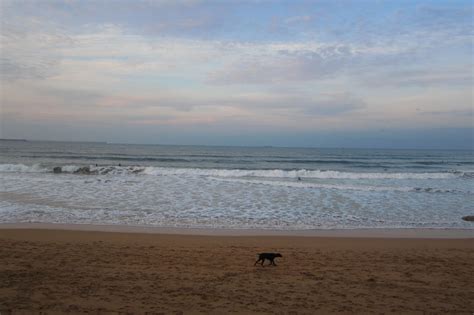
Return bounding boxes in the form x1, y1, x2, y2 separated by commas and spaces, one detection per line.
254, 253, 282, 266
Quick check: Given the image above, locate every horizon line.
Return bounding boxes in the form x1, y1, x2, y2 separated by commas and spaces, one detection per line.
1, 138, 472, 151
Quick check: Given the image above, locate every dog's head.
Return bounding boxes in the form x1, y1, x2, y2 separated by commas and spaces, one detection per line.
275, 253, 282, 257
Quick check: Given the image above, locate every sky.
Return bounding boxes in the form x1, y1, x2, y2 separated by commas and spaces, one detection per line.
1, 0, 473, 149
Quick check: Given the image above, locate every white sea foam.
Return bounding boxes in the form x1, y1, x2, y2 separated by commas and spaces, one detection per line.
210, 177, 414, 192
0, 163, 463, 179
1, 142, 472, 230
61, 165, 82, 173
141, 166, 459, 180
0, 166, 472, 230
0, 163, 47, 173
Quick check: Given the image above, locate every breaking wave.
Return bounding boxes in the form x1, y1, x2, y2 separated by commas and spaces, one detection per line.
141, 167, 462, 179
210, 177, 465, 193
0, 163, 48, 173
0, 163, 470, 180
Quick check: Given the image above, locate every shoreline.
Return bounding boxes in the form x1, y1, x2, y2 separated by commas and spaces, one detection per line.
0, 222, 472, 238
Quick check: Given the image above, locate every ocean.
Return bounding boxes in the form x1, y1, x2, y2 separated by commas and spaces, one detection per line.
0, 140, 473, 230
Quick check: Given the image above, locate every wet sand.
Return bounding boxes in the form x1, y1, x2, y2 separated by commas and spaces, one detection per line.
0, 228, 473, 314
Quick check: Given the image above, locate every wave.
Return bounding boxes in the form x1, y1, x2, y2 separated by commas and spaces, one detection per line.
141, 167, 462, 179
1, 164, 470, 195
0, 163, 48, 173
0, 163, 471, 180
460, 171, 474, 179
19, 155, 194, 163
16, 154, 474, 165
211, 177, 466, 193
210, 177, 410, 192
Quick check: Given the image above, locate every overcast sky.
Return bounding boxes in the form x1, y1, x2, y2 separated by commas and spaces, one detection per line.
1, 0, 472, 149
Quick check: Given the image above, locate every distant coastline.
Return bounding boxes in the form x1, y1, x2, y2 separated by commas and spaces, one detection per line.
0, 139, 108, 144
0, 139, 27, 142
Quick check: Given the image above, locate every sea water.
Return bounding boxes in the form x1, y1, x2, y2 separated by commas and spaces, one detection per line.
0, 140, 473, 230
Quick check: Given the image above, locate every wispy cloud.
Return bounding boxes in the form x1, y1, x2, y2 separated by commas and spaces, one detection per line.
362, 67, 473, 88
1, 0, 472, 147
422, 109, 473, 117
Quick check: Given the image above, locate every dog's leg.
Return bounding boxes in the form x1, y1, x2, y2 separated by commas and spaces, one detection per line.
254, 259, 261, 266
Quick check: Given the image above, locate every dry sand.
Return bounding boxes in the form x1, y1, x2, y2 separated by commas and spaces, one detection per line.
0, 228, 473, 314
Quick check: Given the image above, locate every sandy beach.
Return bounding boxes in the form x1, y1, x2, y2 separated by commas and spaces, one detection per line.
0, 227, 473, 314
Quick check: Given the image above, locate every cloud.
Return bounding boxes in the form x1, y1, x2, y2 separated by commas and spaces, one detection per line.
300, 93, 365, 116
421, 109, 473, 117
0, 57, 59, 81
3, 2, 471, 87
285, 15, 313, 24
206, 43, 357, 85
412, 3, 473, 31
362, 67, 473, 88
213, 92, 365, 117
0, 16, 74, 81
1, 0, 472, 148
1, 0, 229, 39
206, 26, 472, 85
